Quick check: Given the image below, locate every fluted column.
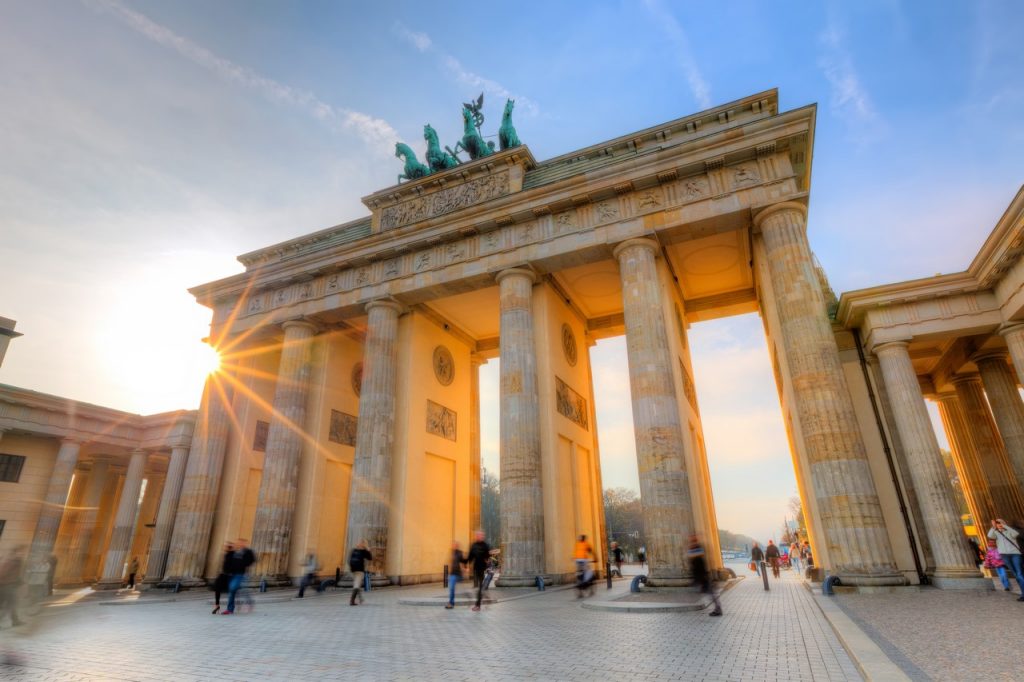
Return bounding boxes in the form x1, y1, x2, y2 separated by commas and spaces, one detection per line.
251, 320, 317, 583
875, 342, 987, 587
96, 449, 147, 589
614, 240, 693, 585
975, 351, 1024, 501
161, 372, 234, 586
345, 300, 403, 583
999, 323, 1024, 387
952, 375, 1024, 520
936, 393, 997, 531
63, 459, 109, 583
494, 269, 546, 586
141, 443, 191, 586
469, 353, 484, 537
27, 438, 81, 590
755, 203, 902, 585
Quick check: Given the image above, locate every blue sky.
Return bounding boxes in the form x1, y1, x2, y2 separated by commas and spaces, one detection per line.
1, 0, 1021, 541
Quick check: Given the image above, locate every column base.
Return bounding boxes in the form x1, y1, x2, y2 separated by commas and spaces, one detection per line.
831, 571, 907, 587
93, 580, 129, 591
930, 574, 994, 591
156, 576, 209, 590
494, 574, 552, 588
247, 575, 294, 588
645, 577, 694, 587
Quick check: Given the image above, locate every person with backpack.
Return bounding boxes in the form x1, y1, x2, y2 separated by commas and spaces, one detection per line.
987, 519, 1024, 600
983, 538, 1011, 591
221, 538, 256, 615
348, 540, 372, 606
466, 531, 491, 612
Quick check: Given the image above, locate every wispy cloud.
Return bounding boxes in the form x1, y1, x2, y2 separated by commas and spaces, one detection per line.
641, 0, 711, 109
393, 22, 539, 116
817, 18, 885, 143
86, 0, 399, 150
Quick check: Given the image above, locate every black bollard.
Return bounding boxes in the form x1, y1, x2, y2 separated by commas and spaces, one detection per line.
335, 567, 341, 586
260, 578, 268, 593
760, 561, 769, 591
606, 561, 613, 589
443, 564, 449, 587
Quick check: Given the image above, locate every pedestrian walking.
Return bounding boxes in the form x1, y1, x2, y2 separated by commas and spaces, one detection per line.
750, 542, 765, 576
574, 535, 595, 598
348, 540, 372, 606
467, 531, 491, 612
688, 534, 722, 617
987, 518, 1024, 599
611, 542, 624, 576
637, 547, 646, 567
789, 541, 801, 574
445, 542, 466, 609
45, 555, 57, 597
0, 547, 25, 628
211, 542, 233, 614
127, 557, 139, 589
967, 537, 984, 568
765, 540, 781, 578
297, 552, 318, 598
222, 539, 256, 615
983, 538, 1011, 591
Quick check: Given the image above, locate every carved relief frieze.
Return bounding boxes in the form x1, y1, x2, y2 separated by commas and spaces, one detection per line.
426, 399, 457, 441
380, 170, 511, 231
636, 189, 663, 211
555, 376, 589, 429
595, 200, 620, 222
383, 258, 400, 279
433, 345, 455, 386
561, 324, 578, 367
253, 419, 270, 452
480, 230, 504, 253
444, 241, 467, 264
731, 163, 761, 188
679, 360, 698, 412
351, 363, 363, 396
329, 409, 358, 447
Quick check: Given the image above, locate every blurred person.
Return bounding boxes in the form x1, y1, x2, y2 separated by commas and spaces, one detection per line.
127, 557, 140, 589
765, 540, 780, 578
788, 540, 801, 574
211, 542, 233, 614
750, 542, 764, 576
610, 541, 624, 576
688, 534, 722, 617
45, 554, 57, 597
297, 551, 318, 598
983, 538, 1011, 591
574, 535, 595, 598
467, 531, 491, 612
637, 547, 646, 567
988, 518, 1024, 599
967, 537, 984, 568
348, 540, 372, 606
0, 546, 25, 628
445, 542, 465, 609
222, 539, 256, 615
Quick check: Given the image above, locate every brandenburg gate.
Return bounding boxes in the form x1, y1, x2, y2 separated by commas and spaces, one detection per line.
145, 89, 1022, 591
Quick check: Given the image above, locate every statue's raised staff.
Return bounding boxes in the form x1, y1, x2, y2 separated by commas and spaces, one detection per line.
499, 98, 520, 150
395, 142, 431, 183
424, 124, 459, 172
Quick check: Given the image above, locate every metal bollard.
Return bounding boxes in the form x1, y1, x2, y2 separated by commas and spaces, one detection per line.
259, 578, 268, 593
606, 561, 613, 589
335, 567, 341, 586
760, 561, 769, 591
364, 572, 371, 592
443, 564, 449, 586
173, 581, 181, 593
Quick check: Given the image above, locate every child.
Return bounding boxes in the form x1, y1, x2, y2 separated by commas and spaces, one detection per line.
983, 538, 1010, 591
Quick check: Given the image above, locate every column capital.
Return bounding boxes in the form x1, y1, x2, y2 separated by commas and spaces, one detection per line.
951, 372, 983, 387
612, 237, 660, 260
469, 352, 487, 368
281, 318, 318, 335
60, 436, 84, 446
998, 322, 1024, 339
364, 298, 405, 316
495, 267, 538, 286
752, 201, 808, 229
872, 340, 911, 356
972, 348, 1009, 365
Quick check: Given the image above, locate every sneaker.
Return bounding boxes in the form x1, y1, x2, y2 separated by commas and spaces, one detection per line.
709, 611, 723, 617
221, 611, 233, 615
445, 604, 454, 609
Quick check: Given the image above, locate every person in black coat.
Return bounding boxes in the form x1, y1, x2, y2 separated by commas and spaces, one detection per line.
688, 534, 722, 616
348, 540, 373, 606
211, 542, 233, 614
750, 542, 765, 576
466, 531, 491, 611
765, 540, 781, 578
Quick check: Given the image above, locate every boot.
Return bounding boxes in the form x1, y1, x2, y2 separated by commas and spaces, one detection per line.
350, 589, 358, 605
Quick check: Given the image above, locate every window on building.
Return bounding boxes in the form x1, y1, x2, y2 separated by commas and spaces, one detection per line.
0, 454, 26, 483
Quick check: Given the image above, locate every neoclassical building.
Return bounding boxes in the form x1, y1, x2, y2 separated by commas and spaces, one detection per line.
4, 90, 1023, 591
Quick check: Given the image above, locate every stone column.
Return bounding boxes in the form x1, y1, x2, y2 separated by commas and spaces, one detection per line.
63, 459, 109, 583
613, 239, 693, 585
161, 372, 234, 587
999, 323, 1024, 387
345, 300, 403, 583
975, 351, 1024, 501
251, 319, 317, 583
495, 268, 546, 586
469, 353, 484, 537
936, 393, 997, 531
27, 438, 81, 590
141, 443, 191, 586
874, 342, 988, 588
96, 449, 147, 589
952, 375, 1024, 520
755, 202, 903, 585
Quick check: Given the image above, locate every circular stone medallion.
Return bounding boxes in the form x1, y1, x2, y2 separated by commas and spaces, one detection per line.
351, 362, 363, 396
433, 345, 455, 386
562, 324, 578, 366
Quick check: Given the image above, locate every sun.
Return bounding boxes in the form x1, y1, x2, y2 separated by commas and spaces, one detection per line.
196, 342, 222, 376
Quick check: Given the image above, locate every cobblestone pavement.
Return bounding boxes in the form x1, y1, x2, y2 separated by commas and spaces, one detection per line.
0, 567, 861, 681
835, 581, 1024, 682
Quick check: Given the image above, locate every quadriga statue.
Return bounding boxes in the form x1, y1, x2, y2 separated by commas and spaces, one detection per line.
499, 99, 521, 150
395, 142, 431, 183
424, 124, 460, 172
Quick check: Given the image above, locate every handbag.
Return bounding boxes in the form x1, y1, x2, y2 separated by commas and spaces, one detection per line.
748, 561, 757, 572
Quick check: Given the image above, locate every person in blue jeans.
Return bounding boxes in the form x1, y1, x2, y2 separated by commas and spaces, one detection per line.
988, 519, 1024, 601
445, 542, 466, 610
222, 538, 257, 615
